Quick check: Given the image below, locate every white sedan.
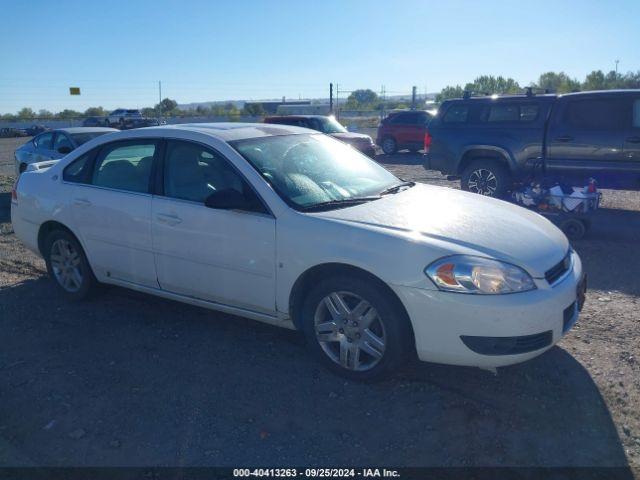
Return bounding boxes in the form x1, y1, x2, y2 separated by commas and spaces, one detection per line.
11, 123, 586, 379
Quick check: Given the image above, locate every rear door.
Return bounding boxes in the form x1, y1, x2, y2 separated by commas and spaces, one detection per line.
69, 139, 159, 287
546, 95, 627, 185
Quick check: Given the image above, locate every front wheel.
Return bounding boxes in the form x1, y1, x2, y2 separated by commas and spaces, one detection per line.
44, 229, 97, 301
460, 159, 511, 198
300, 275, 412, 380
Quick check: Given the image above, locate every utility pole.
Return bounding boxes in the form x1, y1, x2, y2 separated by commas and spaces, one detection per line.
411, 86, 417, 110
329, 83, 333, 113
615, 59, 619, 74
158, 81, 162, 120
335, 83, 339, 119
380, 85, 386, 120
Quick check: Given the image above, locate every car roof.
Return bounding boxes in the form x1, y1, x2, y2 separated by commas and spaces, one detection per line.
54, 127, 119, 134
146, 122, 312, 141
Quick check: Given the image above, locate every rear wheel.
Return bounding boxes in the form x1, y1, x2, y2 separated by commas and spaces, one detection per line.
461, 159, 511, 198
381, 137, 397, 155
299, 275, 412, 380
44, 229, 97, 301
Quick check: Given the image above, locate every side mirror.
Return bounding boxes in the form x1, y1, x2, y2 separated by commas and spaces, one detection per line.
57, 146, 72, 154
204, 189, 250, 210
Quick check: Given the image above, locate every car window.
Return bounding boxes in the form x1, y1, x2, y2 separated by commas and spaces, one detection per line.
307, 118, 323, 132
70, 131, 111, 146
388, 113, 411, 124
92, 141, 156, 193
163, 140, 260, 210
54, 133, 74, 152
443, 105, 469, 123
63, 151, 94, 183
34, 132, 54, 150
480, 104, 539, 123
633, 99, 640, 128
563, 98, 625, 130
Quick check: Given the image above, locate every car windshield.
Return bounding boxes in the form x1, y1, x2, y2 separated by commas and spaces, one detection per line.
318, 116, 347, 134
70, 131, 111, 146
232, 133, 399, 210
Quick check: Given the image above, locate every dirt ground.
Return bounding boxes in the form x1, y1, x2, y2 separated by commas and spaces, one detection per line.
0, 136, 639, 469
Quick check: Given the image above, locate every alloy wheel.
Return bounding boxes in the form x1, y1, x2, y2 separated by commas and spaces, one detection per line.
314, 291, 387, 371
467, 168, 498, 196
50, 239, 83, 293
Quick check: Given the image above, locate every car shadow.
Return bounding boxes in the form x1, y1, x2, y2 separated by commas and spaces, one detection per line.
0, 191, 10, 224
0, 278, 632, 471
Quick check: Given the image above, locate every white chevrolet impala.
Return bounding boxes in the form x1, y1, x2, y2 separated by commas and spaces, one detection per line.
11, 123, 586, 379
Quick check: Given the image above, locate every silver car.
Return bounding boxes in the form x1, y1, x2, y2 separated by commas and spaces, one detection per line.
14, 127, 117, 175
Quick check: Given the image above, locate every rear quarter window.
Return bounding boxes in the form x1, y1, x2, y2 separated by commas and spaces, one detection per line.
443, 105, 469, 124
480, 103, 539, 123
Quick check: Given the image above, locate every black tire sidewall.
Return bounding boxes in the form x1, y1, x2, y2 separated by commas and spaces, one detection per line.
381, 137, 397, 155
461, 159, 511, 198
44, 229, 96, 301
299, 275, 411, 381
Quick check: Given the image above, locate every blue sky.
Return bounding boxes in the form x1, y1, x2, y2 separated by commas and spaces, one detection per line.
0, 0, 638, 113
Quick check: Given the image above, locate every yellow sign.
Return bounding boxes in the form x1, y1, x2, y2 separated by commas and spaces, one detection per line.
69, 87, 81, 95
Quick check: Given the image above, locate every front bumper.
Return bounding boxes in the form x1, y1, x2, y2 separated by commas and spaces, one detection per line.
392, 250, 584, 368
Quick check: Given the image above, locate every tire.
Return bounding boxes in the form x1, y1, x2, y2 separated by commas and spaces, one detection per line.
460, 159, 511, 198
381, 137, 397, 155
560, 218, 586, 240
299, 274, 412, 381
44, 229, 97, 301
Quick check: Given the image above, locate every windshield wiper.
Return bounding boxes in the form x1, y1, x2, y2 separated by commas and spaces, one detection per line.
300, 196, 381, 212
379, 181, 415, 196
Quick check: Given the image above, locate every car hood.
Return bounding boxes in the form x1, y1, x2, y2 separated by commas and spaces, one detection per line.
312, 183, 569, 278
330, 132, 372, 142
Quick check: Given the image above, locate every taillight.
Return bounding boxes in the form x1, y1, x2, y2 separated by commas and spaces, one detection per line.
11, 176, 20, 203
423, 130, 432, 153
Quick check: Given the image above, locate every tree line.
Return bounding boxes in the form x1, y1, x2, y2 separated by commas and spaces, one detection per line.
0, 97, 258, 121
2, 68, 640, 120
436, 69, 640, 102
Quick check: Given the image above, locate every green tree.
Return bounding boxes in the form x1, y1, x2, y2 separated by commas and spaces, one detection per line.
536, 71, 581, 93
17, 108, 36, 119
582, 70, 607, 90
141, 107, 157, 117
436, 85, 464, 102
464, 75, 521, 95
155, 98, 178, 115
38, 109, 54, 119
345, 89, 379, 110
84, 106, 106, 117
57, 109, 82, 119
243, 103, 265, 116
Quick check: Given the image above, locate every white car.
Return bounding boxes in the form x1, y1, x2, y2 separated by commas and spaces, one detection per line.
11, 123, 586, 379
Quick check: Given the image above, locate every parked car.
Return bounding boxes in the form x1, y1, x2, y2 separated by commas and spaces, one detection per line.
25, 125, 50, 136
82, 117, 107, 127
106, 109, 143, 127
376, 110, 433, 154
264, 115, 376, 157
0, 127, 28, 138
425, 89, 640, 196
14, 127, 117, 174
119, 117, 160, 130
11, 123, 586, 379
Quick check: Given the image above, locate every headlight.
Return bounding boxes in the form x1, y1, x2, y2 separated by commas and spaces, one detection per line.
425, 255, 536, 294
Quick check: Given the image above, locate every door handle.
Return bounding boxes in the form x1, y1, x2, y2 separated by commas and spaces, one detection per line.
626, 136, 640, 144
555, 135, 574, 142
156, 213, 182, 226
73, 198, 92, 206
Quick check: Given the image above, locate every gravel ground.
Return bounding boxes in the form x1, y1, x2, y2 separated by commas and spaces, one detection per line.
0, 136, 639, 469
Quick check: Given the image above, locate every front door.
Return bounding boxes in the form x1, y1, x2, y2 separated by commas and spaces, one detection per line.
546, 95, 627, 187
151, 140, 276, 314
70, 139, 159, 287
